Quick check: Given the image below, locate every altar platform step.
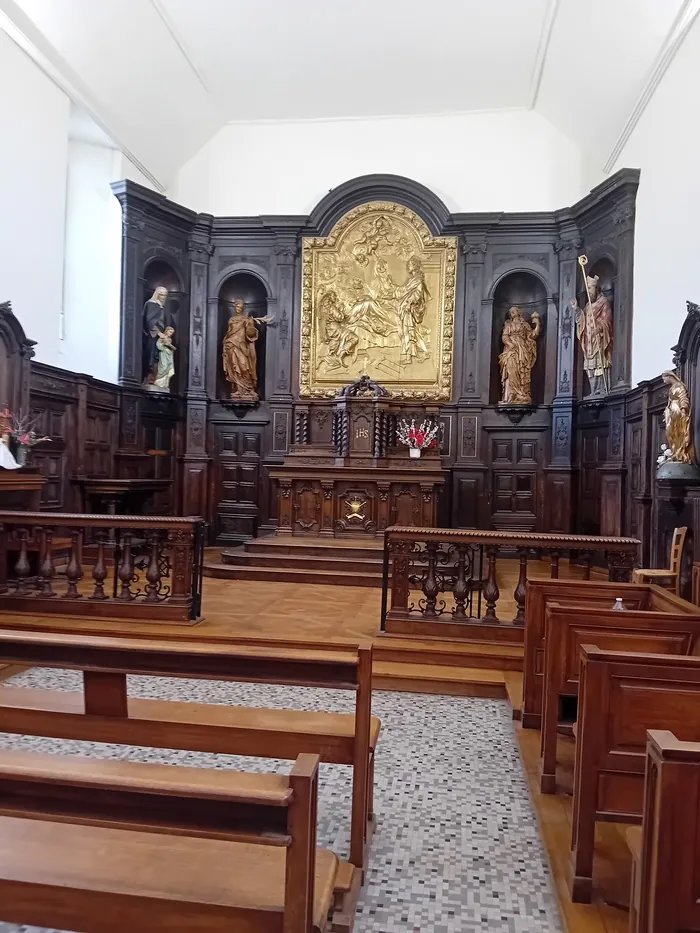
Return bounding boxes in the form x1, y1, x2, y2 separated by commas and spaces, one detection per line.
203, 536, 386, 586
372, 661, 508, 698
373, 633, 523, 672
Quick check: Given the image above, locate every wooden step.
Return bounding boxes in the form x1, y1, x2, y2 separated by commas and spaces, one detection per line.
374, 634, 523, 671
202, 562, 383, 587
244, 539, 383, 560
221, 550, 383, 575
372, 661, 507, 698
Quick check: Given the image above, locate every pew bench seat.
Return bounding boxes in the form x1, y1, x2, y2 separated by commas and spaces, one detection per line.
0, 685, 382, 766
0, 749, 339, 933
0, 818, 339, 932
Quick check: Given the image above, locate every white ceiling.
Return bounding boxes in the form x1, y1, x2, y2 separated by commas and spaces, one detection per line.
1, 0, 697, 191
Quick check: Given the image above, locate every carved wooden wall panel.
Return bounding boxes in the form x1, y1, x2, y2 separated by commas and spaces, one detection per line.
213, 426, 263, 542
454, 474, 482, 528
391, 485, 421, 526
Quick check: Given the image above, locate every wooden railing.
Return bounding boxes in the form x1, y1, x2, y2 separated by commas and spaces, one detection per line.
0, 511, 206, 624
380, 526, 640, 636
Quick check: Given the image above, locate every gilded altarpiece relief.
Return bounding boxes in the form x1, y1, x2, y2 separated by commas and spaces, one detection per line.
301, 202, 457, 399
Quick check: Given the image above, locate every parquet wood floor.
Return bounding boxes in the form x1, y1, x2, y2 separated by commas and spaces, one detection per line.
516, 725, 631, 933
0, 558, 594, 645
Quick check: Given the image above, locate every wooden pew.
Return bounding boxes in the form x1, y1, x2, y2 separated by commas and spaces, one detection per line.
628, 730, 700, 933
0, 747, 338, 933
522, 579, 653, 729
539, 602, 700, 794
0, 628, 378, 878
570, 647, 700, 904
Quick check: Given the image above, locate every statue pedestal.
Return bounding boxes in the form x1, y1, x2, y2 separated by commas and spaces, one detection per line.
656, 461, 700, 482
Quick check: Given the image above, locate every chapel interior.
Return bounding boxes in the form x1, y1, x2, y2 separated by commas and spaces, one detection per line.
2, 2, 700, 932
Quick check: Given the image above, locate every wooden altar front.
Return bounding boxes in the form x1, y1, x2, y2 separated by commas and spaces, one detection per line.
272, 449, 443, 538
270, 378, 445, 538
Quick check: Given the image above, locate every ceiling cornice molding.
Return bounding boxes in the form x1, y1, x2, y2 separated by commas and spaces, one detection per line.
0, 0, 166, 193
603, 0, 700, 173
529, 0, 559, 109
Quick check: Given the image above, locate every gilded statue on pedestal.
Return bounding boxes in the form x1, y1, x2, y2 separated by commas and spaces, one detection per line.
222, 299, 274, 402
570, 256, 613, 397
498, 306, 541, 405
662, 371, 693, 463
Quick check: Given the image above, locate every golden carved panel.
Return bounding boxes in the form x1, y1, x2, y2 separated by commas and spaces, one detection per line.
301, 202, 457, 399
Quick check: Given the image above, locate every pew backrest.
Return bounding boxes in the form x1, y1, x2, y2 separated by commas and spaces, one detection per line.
539, 606, 700, 798
522, 580, 650, 728
544, 603, 700, 700
0, 748, 322, 933
638, 730, 700, 933
0, 628, 374, 871
569, 648, 700, 904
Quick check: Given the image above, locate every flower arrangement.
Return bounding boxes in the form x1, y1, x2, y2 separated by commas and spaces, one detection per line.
396, 418, 440, 458
657, 443, 673, 467
0, 408, 50, 465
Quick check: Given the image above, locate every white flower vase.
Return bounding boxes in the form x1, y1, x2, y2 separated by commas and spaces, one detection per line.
409, 447, 421, 459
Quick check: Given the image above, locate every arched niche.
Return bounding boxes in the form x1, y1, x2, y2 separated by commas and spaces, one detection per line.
490, 271, 548, 405
573, 255, 616, 399
218, 272, 269, 400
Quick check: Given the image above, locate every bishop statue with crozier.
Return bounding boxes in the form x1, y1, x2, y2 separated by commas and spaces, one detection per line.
569, 255, 613, 398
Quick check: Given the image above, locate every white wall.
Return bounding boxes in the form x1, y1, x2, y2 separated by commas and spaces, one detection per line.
0, 29, 69, 370
174, 110, 584, 216
613, 17, 700, 385
62, 141, 122, 382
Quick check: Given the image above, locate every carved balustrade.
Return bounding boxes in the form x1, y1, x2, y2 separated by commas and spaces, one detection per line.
380, 526, 640, 636
0, 511, 206, 624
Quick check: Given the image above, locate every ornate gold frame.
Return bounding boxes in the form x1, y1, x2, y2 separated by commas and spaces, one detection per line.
300, 202, 457, 400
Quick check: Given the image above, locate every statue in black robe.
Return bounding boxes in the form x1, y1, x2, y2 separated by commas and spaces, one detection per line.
142, 287, 168, 384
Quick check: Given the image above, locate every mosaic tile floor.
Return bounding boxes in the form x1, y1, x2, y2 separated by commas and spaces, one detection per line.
0, 669, 562, 933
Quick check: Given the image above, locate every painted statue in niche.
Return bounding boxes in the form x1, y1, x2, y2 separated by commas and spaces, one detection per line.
142, 286, 168, 385
662, 370, 693, 463
570, 259, 613, 397
222, 299, 274, 402
300, 202, 457, 400
145, 326, 176, 393
498, 306, 541, 405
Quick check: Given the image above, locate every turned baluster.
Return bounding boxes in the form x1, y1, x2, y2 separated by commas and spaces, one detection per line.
63, 530, 83, 598
91, 529, 108, 600
452, 545, 469, 620
39, 527, 56, 596
117, 531, 135, 600
581, 551, 592, 581
550, 550, 560, 579
13, 528, 31, 596
422, 541, 440, 617
331, 411, 338, 450
373, 411, 381, 459
144, 531, 162, 602
513, 547, 528, 625
482, 546, 500, 622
